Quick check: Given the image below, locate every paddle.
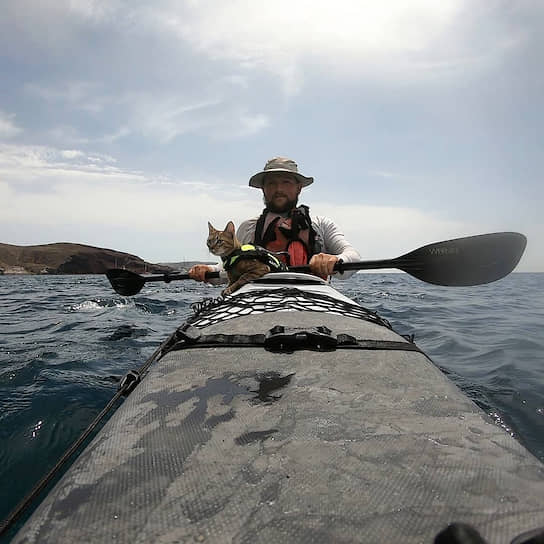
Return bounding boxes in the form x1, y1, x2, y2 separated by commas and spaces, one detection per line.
292, 232, 527, 286
106, 232, 526, 296
106, 269, 221, 296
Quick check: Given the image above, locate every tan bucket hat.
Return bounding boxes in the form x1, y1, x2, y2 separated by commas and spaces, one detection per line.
248, 157, 314, 188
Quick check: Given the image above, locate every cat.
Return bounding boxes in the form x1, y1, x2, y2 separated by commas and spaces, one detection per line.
207, 221, 278, 296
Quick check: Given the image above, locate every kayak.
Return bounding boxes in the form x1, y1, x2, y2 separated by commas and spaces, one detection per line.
12, 272, 544, 543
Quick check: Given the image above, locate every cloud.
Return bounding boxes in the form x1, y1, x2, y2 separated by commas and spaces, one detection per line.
312, 200, 478, 257
5, 1, 534, 147
126, 93, 270, 143
0, 111, 22, 139
4, 2, 537, 94
24, 79, 270, 144
0, 143, 138, 192
0, 142, 253, 242
169, 2, 460, 58
154, 0, 526, 91
25, 81, 106, 113
59, 150, 84, 159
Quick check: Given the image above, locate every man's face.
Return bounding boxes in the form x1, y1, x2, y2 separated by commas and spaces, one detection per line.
262, 173, 302, 213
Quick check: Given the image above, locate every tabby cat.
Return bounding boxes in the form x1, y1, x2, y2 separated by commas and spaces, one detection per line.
207, 221, 272, 296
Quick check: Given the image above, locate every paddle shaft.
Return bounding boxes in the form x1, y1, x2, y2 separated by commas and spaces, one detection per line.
141, 271, 221, 283
291, 258, 415, 274
132, 260, 407, 284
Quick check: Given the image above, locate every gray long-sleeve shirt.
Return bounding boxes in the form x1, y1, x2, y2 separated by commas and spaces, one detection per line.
207, 214, 361, 282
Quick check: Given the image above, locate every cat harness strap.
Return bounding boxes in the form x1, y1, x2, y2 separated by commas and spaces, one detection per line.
222, 245, 287, 273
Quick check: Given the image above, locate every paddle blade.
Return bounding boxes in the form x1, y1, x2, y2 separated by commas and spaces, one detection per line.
398, 232, 527, 286
106, 269, 146, 296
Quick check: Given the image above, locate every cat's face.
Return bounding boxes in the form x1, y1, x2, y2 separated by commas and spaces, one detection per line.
207, 221, 236, 257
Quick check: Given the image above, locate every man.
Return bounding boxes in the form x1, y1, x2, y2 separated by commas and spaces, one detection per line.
189, 157, 360, 282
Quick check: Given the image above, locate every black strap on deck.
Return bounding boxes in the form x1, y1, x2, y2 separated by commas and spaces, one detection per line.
161, 324, 425, 356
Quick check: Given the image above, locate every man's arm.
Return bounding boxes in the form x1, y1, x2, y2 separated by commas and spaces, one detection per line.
236, 218, 258, 244
187, 262, 227, 284
312, 216, 361, 279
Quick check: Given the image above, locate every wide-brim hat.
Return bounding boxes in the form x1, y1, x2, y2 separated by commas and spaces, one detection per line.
248, 157, 314, 188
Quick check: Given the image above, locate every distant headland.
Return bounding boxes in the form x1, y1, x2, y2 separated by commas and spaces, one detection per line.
0, 242, 196, 275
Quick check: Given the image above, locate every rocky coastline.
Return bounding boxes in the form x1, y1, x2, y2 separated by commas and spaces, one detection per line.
0, 242, 175, 275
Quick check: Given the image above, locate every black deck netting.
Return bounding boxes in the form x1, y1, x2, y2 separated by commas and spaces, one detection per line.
187, 288, 392, 329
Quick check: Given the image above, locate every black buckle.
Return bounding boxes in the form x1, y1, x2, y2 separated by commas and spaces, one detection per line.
161, 324, 202, 355
175, 324, 201, 343
264, 325, 338, 352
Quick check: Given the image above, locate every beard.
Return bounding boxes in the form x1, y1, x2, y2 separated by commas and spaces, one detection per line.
263, 195, 299, 214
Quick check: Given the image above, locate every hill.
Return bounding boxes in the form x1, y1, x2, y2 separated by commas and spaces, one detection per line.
0, 242, 173, 275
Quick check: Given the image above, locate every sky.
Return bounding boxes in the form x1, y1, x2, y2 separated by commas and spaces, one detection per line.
0, 1, 542, 271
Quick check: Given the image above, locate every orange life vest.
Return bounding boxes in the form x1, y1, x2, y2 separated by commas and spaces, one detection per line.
254, 206, 319, 267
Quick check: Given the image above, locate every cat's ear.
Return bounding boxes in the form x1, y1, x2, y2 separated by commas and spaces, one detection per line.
208, 221, 215, 233
225, 221, 235, 235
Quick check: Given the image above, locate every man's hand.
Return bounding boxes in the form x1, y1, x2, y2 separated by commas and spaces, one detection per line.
188, 264, 214, 282
309, 253, 338, 277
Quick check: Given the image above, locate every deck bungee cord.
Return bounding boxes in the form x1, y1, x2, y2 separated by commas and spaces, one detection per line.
186, 287, 394, 329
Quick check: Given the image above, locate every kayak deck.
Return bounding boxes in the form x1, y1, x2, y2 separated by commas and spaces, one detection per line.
13, 277, 544, 543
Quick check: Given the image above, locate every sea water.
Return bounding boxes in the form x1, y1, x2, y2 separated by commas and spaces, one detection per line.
0, 273, 543, 534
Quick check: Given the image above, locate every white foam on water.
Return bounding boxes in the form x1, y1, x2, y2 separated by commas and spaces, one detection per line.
71, 298, 132, 312
71, 300, 102, 311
